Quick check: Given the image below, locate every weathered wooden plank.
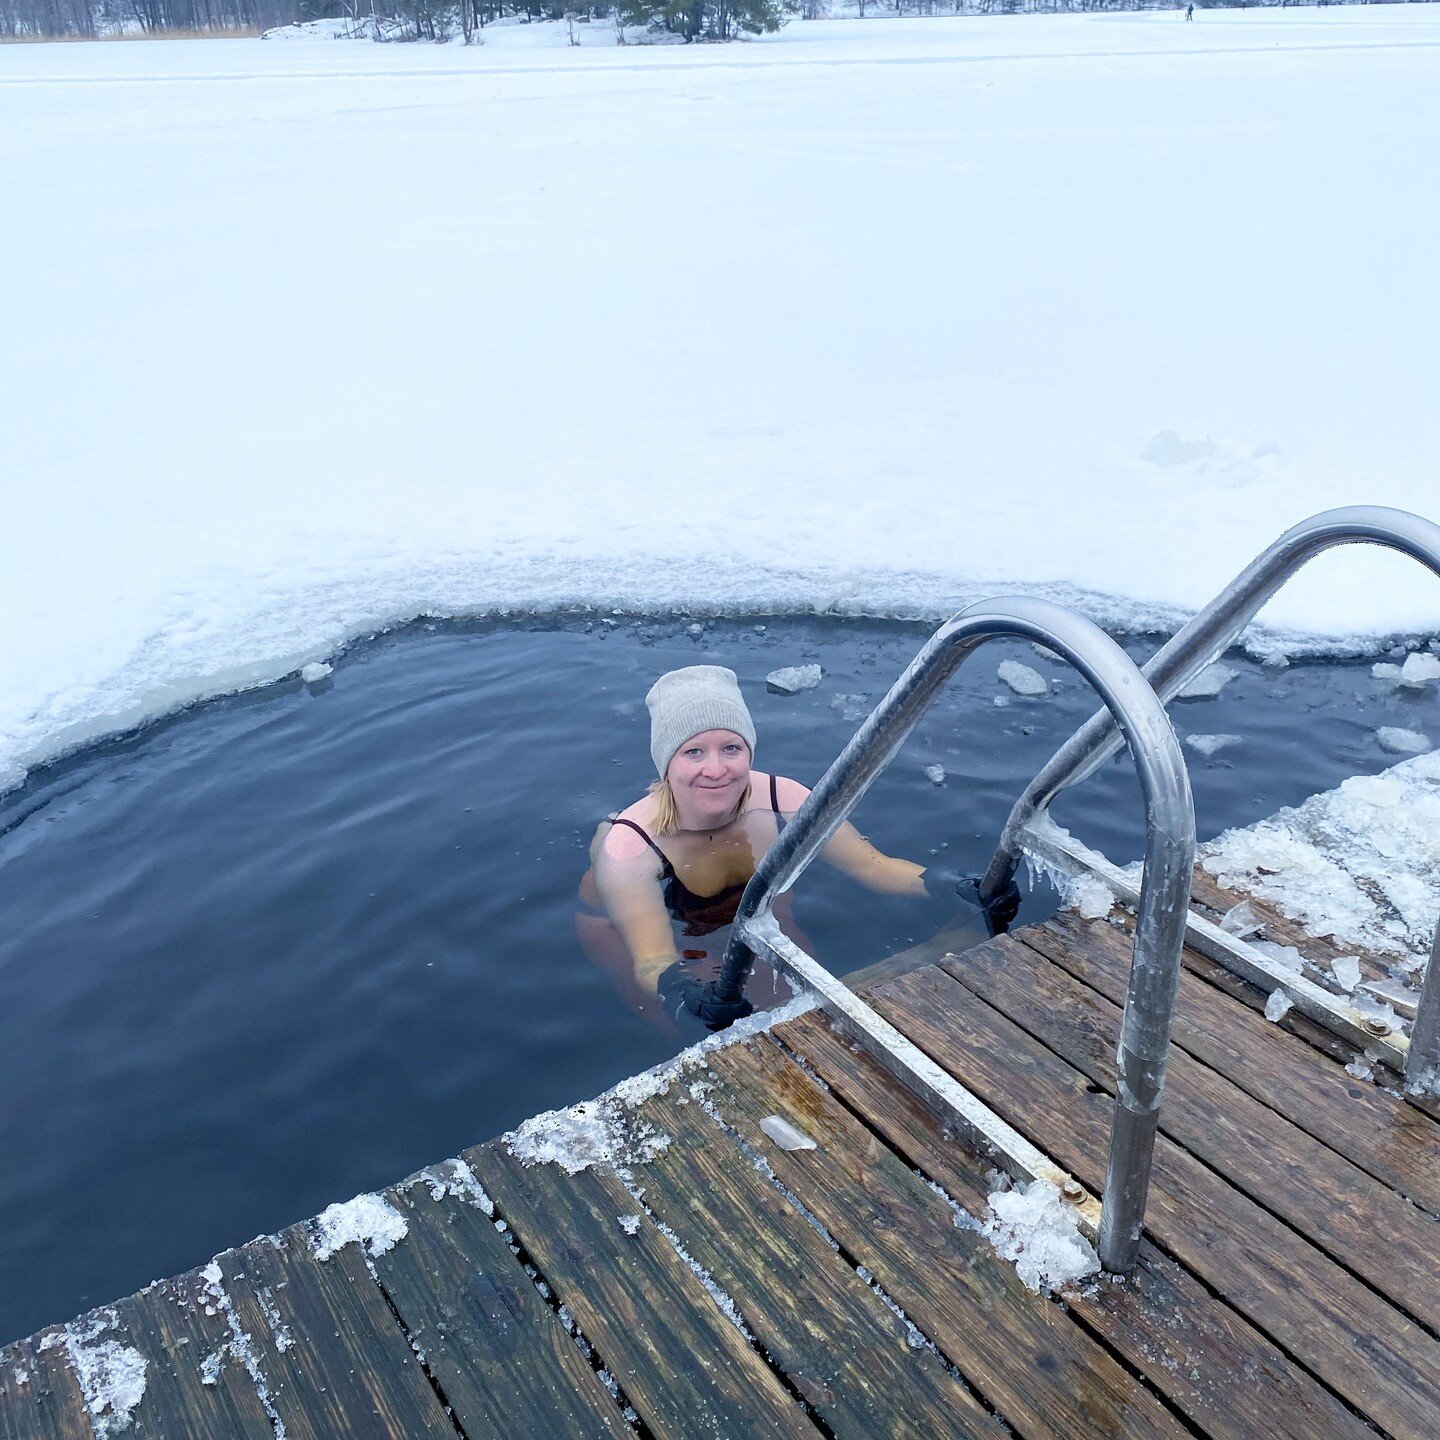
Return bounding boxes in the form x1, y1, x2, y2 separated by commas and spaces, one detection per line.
101, 1269, 275, 1440
1028, 911, 1440, 1218
212, 1225, 458, 1440
936, 930, 1440, 1333
624, 1079, 995, 1439
700, 1036, 1187, 1440
779, 1005, 1377, 1440
866, 960, 1440, 1440
372, 1167, 632, 1440
0, 1335, 91, 1440
842, 921, 977, 993
468, 1136, 822, 1440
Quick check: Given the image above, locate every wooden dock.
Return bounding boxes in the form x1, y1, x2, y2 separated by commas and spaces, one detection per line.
4, 898, 1439, 1440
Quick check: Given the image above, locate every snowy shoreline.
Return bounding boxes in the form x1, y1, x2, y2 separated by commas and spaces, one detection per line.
4, 10, 1438, 790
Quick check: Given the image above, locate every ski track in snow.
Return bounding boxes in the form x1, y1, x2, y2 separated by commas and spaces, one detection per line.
3, 10, 1439, 787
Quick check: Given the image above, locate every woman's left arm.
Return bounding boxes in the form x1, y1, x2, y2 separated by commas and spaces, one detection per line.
772, 776, 927, 897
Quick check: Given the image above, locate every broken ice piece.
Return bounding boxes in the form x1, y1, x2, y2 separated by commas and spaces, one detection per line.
766, 664, 822, 695
1177, 663, 1238, 700
1219, 899, 1264, 940
1371, 662, 1403, 682
1345, 1054, 1374, 1081
1251, 939, 1304, 971
758, 1115, 818, 1152
300, 661, 332, 684
1330, 955, 1362, 992
998, 660, 1048, 697
1030, 643, 1062, 663
1400, 651, 1440, 686
923, 764, 946, 786
1264, 989, 1293, 1022
617, 1214, 641, 1235
1357, 978, 1418, 1021
1376, 727, 1432, 756
829, 693, 870, 723
1186, 733, 1242, 759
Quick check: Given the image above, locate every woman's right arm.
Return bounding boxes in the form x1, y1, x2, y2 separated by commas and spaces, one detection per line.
592, 829, 680, 996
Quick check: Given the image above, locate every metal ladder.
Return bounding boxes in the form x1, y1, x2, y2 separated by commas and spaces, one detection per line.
714, 595, 1196, 1275
979, 504, 1440, 1091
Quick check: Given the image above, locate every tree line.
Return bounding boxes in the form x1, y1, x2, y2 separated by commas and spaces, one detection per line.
1, 0, 1410, 46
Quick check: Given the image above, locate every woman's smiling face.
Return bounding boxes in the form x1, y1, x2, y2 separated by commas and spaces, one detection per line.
665, 729, 752, 827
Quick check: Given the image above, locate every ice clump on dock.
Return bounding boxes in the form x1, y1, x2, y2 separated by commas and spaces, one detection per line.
1264, 988, 1293, 1023
1331, 955, 1363, 992
311, 1193, 408, 1260
998, 660, 1048, 697
766, 664, 822, 695
41, 1313, 146, 1439
506, 993, 817, 1175
1202, 751, 1440, 962
1377, 727, 1432, 756
1177, 663, 1238, 699
983, 1179, 1099, 1295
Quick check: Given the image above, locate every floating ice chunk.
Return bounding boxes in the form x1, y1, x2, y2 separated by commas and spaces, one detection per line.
1400, 652, 1440, 687
758, 1114, 818, 1152
1371, 662, 1403, 682
766, 664, 822, 695
1259, 649, 1290, 671
1377, 727, 1432, 756
686, 623, 703, 636
1264, 989, 1293, 1022
299, 661, 332, 684
0, 761, 26, 795
1030, 643, 1062, 663
1186, 733, 1241, 758
1177, 663, 1238, 700
993, 695, 1010, 708
829, 693, 870, 723
923, 763, 946, 787
998, 661, 1048, 698
1330, 955, 1362, 992
1219, 899, 1264, 940
311, 1193, 407, 1260
983, 1180, 1099, 1294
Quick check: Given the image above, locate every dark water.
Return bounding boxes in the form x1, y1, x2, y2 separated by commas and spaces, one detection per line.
0, 614, 1428, 1344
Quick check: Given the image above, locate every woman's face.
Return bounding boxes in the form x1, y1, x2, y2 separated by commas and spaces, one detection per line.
666, 729, 752, 825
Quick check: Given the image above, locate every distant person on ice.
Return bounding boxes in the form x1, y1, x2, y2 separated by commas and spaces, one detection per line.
1186, 4, 1193, 18
576, 664, 1008, 1028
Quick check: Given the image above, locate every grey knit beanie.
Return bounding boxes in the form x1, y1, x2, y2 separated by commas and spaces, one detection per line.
646, 665, 756, 778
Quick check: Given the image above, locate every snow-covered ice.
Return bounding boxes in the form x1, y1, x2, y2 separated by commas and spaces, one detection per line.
2, 11, 1439, 785
50, 1314, 147, 1439
765, 664, 823, 695
298, 661, 332, 684
1203, 751, 1440, 961
998, 661, 1049, 698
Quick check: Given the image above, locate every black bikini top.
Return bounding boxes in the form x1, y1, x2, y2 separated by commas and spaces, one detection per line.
606, 775, 785, 936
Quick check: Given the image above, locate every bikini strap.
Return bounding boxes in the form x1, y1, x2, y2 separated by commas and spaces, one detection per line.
605, 816, 675, 875
769, 773, 780, 814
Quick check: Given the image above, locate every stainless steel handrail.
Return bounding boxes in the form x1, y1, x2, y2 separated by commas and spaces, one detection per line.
979, 505, 1440, 1091
715, 596, 1195, 1274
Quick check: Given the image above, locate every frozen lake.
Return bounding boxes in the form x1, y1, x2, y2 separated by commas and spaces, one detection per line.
2, 8, 1438, 787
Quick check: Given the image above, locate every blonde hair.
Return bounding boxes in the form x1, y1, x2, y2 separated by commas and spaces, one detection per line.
646, 778, 752, 837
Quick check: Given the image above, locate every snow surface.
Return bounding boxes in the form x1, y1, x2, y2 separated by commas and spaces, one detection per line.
3, 11, 1440, 785
49, 1313, 147, 1439
1203, 750, 1440, 963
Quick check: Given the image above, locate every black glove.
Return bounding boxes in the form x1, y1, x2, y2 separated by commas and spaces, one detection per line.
658, 964, 755, 1031
923, 867, 1022, 937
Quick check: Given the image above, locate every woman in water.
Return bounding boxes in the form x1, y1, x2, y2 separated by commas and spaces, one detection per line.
577, 664, 940, 1027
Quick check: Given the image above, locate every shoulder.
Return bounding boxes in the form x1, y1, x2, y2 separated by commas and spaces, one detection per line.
596, 798, 663, 864
752, 772, 810, 812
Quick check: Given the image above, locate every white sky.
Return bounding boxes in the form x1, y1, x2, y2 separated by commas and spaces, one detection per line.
2, 9, 1438, 783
